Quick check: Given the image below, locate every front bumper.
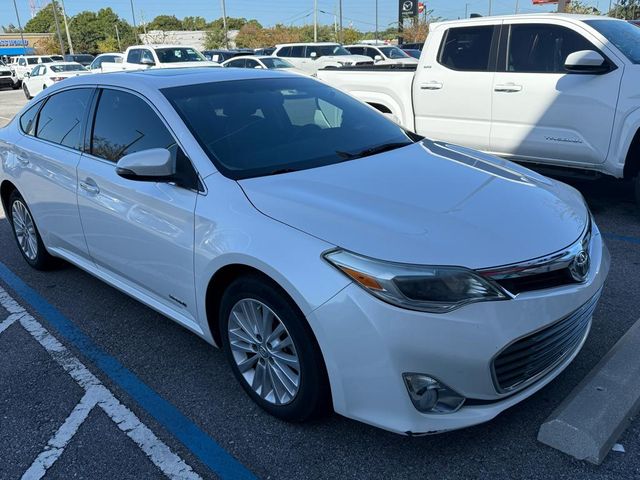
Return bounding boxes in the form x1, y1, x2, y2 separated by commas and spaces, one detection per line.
308, 225, 610, 434
0, 76, 14, 87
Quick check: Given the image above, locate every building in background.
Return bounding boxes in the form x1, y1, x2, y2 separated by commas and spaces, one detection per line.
0, 33, 53, 57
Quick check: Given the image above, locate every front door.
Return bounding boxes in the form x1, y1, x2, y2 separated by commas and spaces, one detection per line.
76, 88, 199, 323
490, 20, 622, 166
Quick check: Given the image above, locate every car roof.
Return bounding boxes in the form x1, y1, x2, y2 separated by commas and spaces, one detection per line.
48, 66, 300, 91
47, 61, 84, 66
431, 12, 619, 28
128, 44, 197, 49
275, 42, 340, 47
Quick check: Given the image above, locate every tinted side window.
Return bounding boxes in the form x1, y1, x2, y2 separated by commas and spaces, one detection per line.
245, 59, 259, 68
127, 49, 141, 64
439, 26, 494, 71
278, 47, 292, 57
141, 49, 155, 63
365, 48, 378, 59
36, 89, 91, 149
20, 101, 42, 136
348, 47, 365, 56
91, 89, 176, 162
507, 24, 596, 73
290, 46, 305, 57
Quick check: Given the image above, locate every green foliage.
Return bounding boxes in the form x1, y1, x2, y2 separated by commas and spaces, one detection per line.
567, 0, 600, 14
24, 2, 63, 34
609, 0, 640, 18
204, 28, 228, 49
182, 16, 208, 31
97, 37, 121, 53
147, 15, 183, 31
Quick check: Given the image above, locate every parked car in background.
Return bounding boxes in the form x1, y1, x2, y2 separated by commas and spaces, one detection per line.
122, 45, 219, 70
89, 53, 124, 73
254, 47, 275, 56
10, 55, 54, 84
400, 42, 424, 50
64, 54, 95, 67
345, 44, 418, 65
202, 49, 254, 63
22, 62, 90, 99
402, 48, 422, 59
49, 55, 64, 62
0, 67, 609, 435
222, 55, 307, 75
0, 60, 17, 90
273, 43, 373, 74
320, 14, 640, 207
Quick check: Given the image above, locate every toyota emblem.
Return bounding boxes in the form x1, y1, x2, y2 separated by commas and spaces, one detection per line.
570, 250, 590, 282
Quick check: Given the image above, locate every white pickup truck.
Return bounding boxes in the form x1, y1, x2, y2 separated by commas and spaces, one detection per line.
120, 44, 219, 70
318, 14, 640, 205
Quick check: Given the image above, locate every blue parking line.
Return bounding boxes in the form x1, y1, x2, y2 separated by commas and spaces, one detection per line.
603, 233, 640, 245
0, 261, 256, 480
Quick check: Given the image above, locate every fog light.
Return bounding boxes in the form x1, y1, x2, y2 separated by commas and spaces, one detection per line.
403, 373, 466, 413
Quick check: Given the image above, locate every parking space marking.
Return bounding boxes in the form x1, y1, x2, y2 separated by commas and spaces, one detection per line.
0, 261, 256, 480
0, 285, 202, 480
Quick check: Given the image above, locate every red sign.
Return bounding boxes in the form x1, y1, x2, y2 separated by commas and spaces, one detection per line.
418, 2, 425, 13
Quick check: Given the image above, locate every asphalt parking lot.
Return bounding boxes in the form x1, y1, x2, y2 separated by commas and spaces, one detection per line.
1, 87, 640, 479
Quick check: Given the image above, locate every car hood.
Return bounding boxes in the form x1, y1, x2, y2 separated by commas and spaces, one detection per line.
238, 140, 589, 269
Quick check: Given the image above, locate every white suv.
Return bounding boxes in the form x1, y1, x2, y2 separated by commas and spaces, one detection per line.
11, 55, 54, 83
273, 43, 372, 74
345, 44, 418, 65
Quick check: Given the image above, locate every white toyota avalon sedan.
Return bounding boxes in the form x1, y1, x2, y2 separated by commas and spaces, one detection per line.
0, 68, 609, 435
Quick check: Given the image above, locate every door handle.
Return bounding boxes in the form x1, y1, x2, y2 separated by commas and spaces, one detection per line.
494, 83, 522, 93
79, 180, 100, 195
420, 81, 443, 90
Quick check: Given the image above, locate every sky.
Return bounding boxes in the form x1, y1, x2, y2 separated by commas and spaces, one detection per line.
2, 0, 606, 32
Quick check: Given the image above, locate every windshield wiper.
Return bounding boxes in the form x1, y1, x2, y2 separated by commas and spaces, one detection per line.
336, 142, 411, 160
267, 167, 300, 176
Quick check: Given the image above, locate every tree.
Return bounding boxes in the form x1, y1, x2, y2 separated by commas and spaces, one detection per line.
341, 28, 361, 45
609, 0, 640, 19
68, 8, 135, 54
204, 27, 227, 49
147, 15, 183, 31
182, 16, 207, 31
24, 2, 63, 33
2, 24, 22, 33
97, 37, 120, 53
566, 0, 600, 14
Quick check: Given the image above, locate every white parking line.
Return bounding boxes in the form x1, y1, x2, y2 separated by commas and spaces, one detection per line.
0, 286, 202, 480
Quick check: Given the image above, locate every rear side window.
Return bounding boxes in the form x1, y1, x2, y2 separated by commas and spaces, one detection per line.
127, 49, 141, 64
507, 24, 596, 73
290, 46, 305, 57
90, 89, 176, 162
277, 47, 292, 57
36, 89, 92, 149
20, 101, 42, 136
439, 26, 494, 71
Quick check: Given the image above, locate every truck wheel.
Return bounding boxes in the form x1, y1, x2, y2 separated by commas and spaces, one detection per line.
11, 80, 20, 90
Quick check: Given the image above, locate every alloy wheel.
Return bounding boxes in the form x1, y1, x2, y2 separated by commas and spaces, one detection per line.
227, 299, 301, 405
11, 200, 38, 261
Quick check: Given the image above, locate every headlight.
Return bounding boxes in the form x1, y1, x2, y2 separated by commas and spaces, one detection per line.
324, 250, 509, 313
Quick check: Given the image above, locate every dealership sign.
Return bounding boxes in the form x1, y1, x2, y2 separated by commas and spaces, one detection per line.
400, 0, 418, 17
0, 39, 29, 47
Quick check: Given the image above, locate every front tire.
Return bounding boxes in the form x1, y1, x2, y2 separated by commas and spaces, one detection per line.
8, 190, 57, 270
220, 274, 330, 422
11, 80, 20, 90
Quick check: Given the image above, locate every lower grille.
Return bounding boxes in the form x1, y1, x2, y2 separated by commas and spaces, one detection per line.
492, 290, 601, 393
0, 71, 11, 77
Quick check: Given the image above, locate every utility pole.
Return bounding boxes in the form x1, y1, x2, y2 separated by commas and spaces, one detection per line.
488, 0, 493, 16
314, 0, 318, 42
515, 0, 519, 14
51, 0, 66, 56
339, 0, 343, 43
375, 0, 379, 41
129, 0, 137, 28
115, 24, 122, 51
59, 0, 74, 55
11, 0, 27, 55
221, 0, 229, 49
465, 3, 470, 18
558, 0, 568, 12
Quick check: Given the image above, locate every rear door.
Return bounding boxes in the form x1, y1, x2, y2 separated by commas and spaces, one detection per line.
490, 20, 623, 166
76, 88, 200, 323
412, 22, 500, 150
13, 88, 93, 259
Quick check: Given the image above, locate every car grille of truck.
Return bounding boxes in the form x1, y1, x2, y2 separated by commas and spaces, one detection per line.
492, 290, 601, 393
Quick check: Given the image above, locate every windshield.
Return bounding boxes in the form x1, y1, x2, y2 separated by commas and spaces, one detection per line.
50, 64, 87, 72
261, 57, 293, 69
585, 19, 640, 64
27, 58, 38, 64
155, 47, 206, 63
163, 77, 415, 179
41, 57, 53, 63
311, 45, 351, 56
379, 47, 410, 59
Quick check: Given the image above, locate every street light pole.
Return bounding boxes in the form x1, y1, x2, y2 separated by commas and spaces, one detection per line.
488, 0, 492, 16
515, 0, 520, 14
59, 0, 74, 55
129, 0, 137, 28
558, 0, 568, 12
339, 0, 343, 43
375, 0, 379, 41
221, 0, 229, 49
314, 0, 318, 42
11, 0, 27, 55
51, 0, 66, 56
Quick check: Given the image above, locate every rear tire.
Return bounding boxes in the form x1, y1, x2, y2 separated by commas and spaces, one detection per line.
219, 274, 330, 422
8, 190, 58, 270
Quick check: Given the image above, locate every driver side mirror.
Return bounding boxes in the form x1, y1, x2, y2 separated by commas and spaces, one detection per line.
139, 57, 155, 66
23, 72, 30, 77
565, 50, 610, 74
374, 55, 383, 62
116, 148, 175, 182
310, 52, 318, 59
